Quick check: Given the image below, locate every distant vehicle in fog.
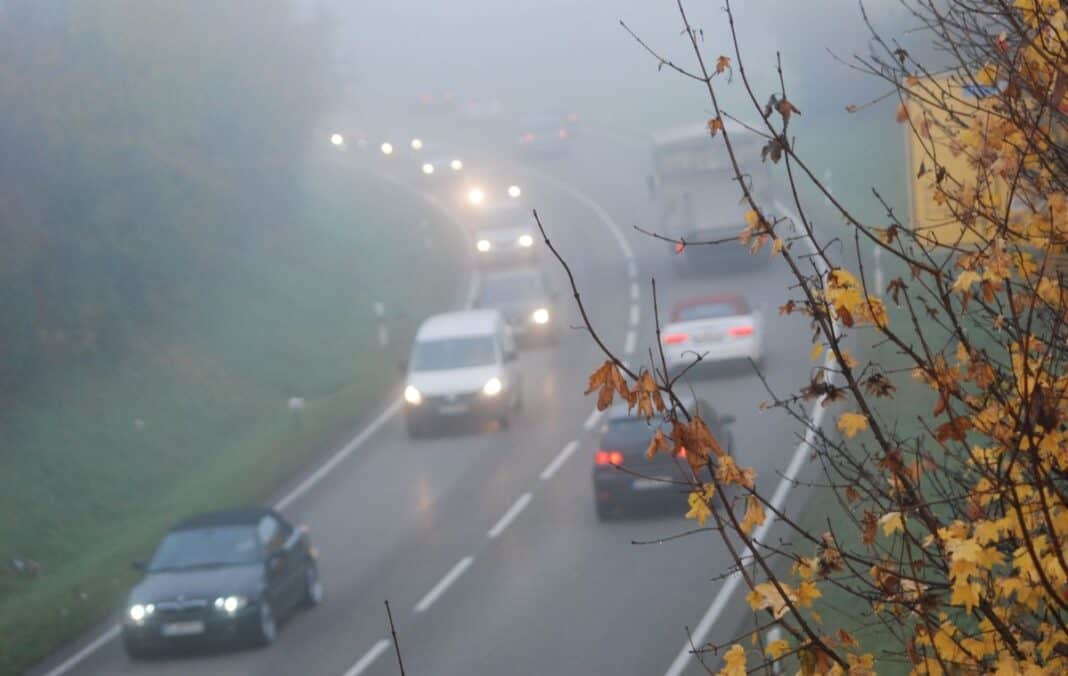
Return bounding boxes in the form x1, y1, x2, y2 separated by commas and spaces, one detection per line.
660, 294, 764, 376
474, 267, 560, 345
122, 508, 321, 659
473, 224, 539, 267
647, 123, 773, 274
412, 90, 459, 116
592, 399, 735, 520
418, 148, 466, 182
457, 94, 506, 123
402, 309, 521, 438
514, 112, 575, 156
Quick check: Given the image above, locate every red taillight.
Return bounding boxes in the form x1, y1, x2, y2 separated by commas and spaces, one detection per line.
558, 129, 569, 139
521, 132, 535, 144
420, 94, 433, 104
676, 447, 687, 459
595, 450, 624, 466
567, 113, 579, 123
663, 333, 689, 345
729, 325, 754, 337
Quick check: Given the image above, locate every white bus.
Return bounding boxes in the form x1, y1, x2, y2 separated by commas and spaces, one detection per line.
647, 122, 774, 272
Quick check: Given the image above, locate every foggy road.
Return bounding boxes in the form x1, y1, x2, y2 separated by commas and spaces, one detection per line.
33, 121, 824, 676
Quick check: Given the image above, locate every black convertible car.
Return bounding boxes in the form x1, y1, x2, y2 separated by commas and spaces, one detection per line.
122, 507, 321, 658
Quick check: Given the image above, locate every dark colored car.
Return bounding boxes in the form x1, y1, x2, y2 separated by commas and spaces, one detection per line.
122, 508, 321, 658
592, 400, 735, 520
474, 268, 560, 344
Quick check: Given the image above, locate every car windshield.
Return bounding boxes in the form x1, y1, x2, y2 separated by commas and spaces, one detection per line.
479, 275, 545, 305
411, 336, 497, 371
676, 301, 747, 321
148, 526, 261, 571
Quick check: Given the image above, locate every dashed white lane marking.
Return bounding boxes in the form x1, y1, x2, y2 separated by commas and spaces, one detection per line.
629, 305, 640, 327
583, 408, 603, 431
487, 492, 533, 539
630, 283, 640, 301
343, 639, 391, 676
414, 556, 475, 614
627, 259, 638, 278
540, 441, 580, 481
623, 330, 637, 356
664, 201, 833, 676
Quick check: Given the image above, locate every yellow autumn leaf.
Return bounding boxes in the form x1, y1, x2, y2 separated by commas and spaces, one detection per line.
976, 62, 999, 86
953, 270, 982, 292
765, 639, 790, 660
747, 582, 796, 618
796, 580, 822, 607
879, 511, 905, 535
685, 485, 714, 526
950, 576, 981, 613
810, 343, 824, 362
772, 238, 784, 255
739, 495, 766, 535
718, 644, 747, 676
837, 412, 868, 438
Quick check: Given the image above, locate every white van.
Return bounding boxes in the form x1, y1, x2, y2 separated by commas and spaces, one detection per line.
402, 309, 522, 437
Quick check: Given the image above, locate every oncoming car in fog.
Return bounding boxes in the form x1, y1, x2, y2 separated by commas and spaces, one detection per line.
592, 399, 735, 520
402, 309, 522, 437
474, 267, 560, 344
122, 508, 321, 658
660, 294, 764, 376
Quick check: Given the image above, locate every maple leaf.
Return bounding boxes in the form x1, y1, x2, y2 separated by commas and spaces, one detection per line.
644, 428, 670, 460
718, 644, 746, 676
777, 97, 801, 123
739, 495, 766, 535
879, 511, 905, 536
715, 55, 731, 74
934, 417, 971, 442
796, 580, 822, 607
685, 485, 714, 525
838, 412, 869, 438
950, 576, 981, 613
779, 299, 796, 315
632, 370, 665, 419
747, 582, 796, 619
765, 639, 789, 660
585, 360, 631, 411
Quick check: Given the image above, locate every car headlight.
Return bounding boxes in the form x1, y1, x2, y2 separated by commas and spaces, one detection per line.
213, 595, 249, 614
517, 234, 534, 248
450, 159, 463, 171
508, 185, 522, 198
532, 308, 550, 324
128, 603, 154, 623
404, 385, 422, 405
421, 162, 434, 175
476, 239, 492, 253
482, 377, 503, 397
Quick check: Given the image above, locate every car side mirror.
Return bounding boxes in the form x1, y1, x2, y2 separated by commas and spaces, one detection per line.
720, 414, 736, 426
132, 561, 147, 572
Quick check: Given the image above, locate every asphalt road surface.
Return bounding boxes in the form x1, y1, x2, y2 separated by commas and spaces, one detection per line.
33, 117, 828, 676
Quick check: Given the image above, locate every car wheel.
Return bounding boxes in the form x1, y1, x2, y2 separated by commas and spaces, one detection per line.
251, 601, 277, 647
302, 562, 323, 608
122, 635, 151, 660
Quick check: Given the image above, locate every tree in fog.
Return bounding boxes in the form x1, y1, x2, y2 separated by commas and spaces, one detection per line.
547, 0, 1068, 672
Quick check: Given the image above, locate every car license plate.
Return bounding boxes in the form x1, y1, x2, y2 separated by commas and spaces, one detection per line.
632, 477, 671, 491
161, 621, 205, 637
438, 403, 470, 416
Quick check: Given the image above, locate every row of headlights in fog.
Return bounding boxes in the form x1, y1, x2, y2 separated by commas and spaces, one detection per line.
128, 595, 247, 623
476, 234, 534, 252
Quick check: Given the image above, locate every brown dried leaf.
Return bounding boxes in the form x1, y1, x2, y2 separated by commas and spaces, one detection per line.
715, 55, 731, 74
645, 428, 670, 460
707, 116, 724, 137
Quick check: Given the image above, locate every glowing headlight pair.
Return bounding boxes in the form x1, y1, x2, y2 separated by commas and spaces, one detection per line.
405, 380, 501, 403
476, 235, 532, 253
128, 603, 155, 623
213, 595, 249, 614
532, 308, 550, 325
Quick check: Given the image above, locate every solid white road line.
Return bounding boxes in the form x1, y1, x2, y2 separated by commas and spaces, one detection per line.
583, 408, 603, 431
629, 305, 640, 327
414, 556, 475, 614
39, 626, 120, 676
540, 441, 580, 481
623, 330, 637, 356
628, 259, 638, 279
630, 283, 640, 302
343, 639, 391, 676
487, 493, 533, 539
276, 401, 402, 510
665, 202, 833, 676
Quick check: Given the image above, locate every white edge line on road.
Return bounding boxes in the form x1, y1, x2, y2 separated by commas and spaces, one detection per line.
414, 556, 475, 614
583, 408, 603, 431
623, 330, 637, 356
630, 283, 640, 301
540, 441, 580, 481
39, 165, 477, 676
38, 626, 121, 676
343, 639, 391, 676
664, 202, 831, 676
629, 304, 640, 327
487, 492, 533, 539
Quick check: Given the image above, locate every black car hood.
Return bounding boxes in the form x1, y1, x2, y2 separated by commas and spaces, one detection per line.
130, 564, 263, 604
